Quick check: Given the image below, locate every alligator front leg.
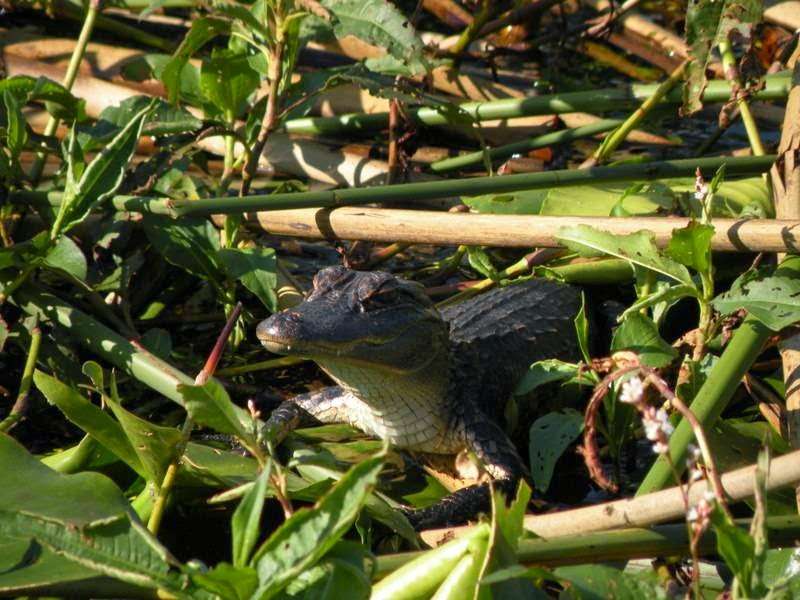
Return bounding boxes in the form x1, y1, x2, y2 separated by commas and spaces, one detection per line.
260, 386, 352, 445
402, 415, 531, 530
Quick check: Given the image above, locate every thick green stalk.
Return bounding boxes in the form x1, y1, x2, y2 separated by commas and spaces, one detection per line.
719, 38, 766, 156
0, 318, 41, 432
10, 155, 776, 218
282, 73, 791, 136
8, 283, 195, 403
374, 516, 800, 576
29, 0, 101, 184
588, 61, 688, 166
637, 256, 800, 494
430, 119, 622, 173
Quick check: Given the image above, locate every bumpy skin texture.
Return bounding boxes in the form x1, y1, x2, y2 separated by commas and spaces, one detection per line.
257, 267, 581, 529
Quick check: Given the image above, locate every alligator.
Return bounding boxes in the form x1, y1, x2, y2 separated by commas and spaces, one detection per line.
256, 265, 581, 529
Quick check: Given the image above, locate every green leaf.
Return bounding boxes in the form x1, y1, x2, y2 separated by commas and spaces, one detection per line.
611, 313, 678, 368
684, 0, 762, 114
201, 49, 260, 118
278, 541, 372, 600
0, 538, 152, 598
711, 505, 756, 596
232, 464, 271, 568
666, 221, 714, 274
0, 433, 192, 595
87, 96, 202, 142
712, 271, 800, 331
528, 410, 584, 493
161, 17, 231, 104
192, 562, 259, 600
618, 283, 699, 322
514, 359, 584, 396
140, 328, 173, 360
42, 235, 87, 282
557, 225, 693, 285
574, 293, 591, 364
251, 454, 385, 599
218, 247, 278, 311
56, 102, 151, 236
466, 246, 497, 281
178, 380, 258, 452
142, 214, 225, 285
105, 373, 182, 483
3, 89, 26, 159
0, 75, 85, 122
320, 0, 429, 75
555, 564, 668, 599
33, 370, 145, 477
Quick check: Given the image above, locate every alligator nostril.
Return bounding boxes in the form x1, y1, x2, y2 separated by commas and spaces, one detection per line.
284, 311, 302, 323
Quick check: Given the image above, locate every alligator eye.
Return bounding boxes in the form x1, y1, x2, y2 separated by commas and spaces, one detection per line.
360, 286, 399, 311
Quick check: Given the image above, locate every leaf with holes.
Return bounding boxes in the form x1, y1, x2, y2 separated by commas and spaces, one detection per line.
712, 271, 800, 331
528, 410, 584, 493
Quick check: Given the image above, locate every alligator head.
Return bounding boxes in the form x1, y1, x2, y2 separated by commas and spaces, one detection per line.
257, 265, 451, 381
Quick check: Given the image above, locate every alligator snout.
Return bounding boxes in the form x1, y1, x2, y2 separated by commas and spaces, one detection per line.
256, 311, 303, 354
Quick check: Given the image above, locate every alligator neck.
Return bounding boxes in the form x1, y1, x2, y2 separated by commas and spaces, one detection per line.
316, 349, 457, 452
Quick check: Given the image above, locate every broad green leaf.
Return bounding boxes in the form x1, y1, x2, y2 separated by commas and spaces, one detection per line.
528, 410, 584, 493
466, 246, 497, 281
278, 541, 372, 600
161, 17, 231, 104
56, 102, 151, 235
0, 75, 85, 121
0, 538, 150, 598
3, 89, 26, 159
42, 235, 87, 282
711, 506, 756, 596
464, 184, 673, 216
251, 454, 385, 599
0, 434, 192, 595
712, 272, 800, 331
218, 247, 278, 311
33, 370, 145, 476
140, 328, 173, 360
105, 374, 182, 483
667, 221, 714, 274
142, 214, 225, 284
178, 380, 258, 452
201, 49, 260, 118
84, 96, 202, 144
555, 564, 667, 599
619, 283, 699, 322
320, 0, 429, 75
557, 225, 692, 285
684, 0, 762, 114
191, 562, 259, 600
514, 359, 584, 396
232, 464, 271, 568
611, 313, 677, 368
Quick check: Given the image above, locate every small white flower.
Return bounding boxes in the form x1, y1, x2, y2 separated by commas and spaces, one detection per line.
694, 183, 709, 201
653, 441, 670, 454
686, 507, 699, 522
619, 377, 644, 405
703, 490, 716, 503
690, 468, 704, 482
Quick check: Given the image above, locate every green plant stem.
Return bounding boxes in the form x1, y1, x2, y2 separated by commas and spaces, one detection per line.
374, 516, 800, 576
587, 60, 689, 167
40, 434, 99, 473
430, 119, 622, 173
0, 317, 41, 433
11, 155, 776, 217
215, 356, 306, 377
636, 259, 800, 494
719, 38, 766, 156
449, 0, 492, 59
147, 418, 193, 534
29, 0, 101, 185
281, 72, 791, 136
56, 0, 174, 51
